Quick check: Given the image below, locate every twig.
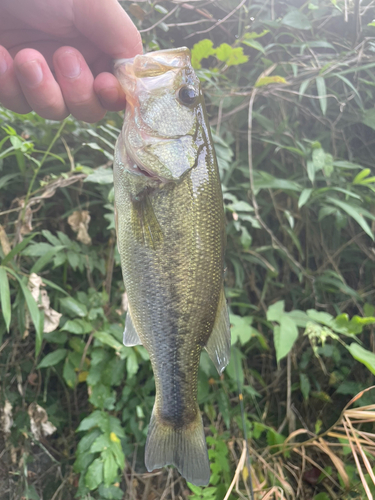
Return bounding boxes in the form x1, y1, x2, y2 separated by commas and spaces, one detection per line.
140, 5, 179, 33
186, 0, 246, 37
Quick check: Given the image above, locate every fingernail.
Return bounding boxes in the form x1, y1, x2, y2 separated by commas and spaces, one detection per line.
57, 51, 81, 79
100, 87, 119, 104
18, 60, 43, 88
0, 58, 7, 77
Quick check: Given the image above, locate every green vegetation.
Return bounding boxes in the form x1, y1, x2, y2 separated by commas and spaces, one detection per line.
0, 0, 375, 498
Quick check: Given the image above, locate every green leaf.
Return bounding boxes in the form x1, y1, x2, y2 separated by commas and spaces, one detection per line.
298, 188, 313, 208
299, 79, 311, 100
255, 75, 287, 87
282, 10, 312, 30
77, 429, 101, 455
63, 357, 76, 388
1, 233, 36, 265
323, 153, 333, 177
316, 77, 327, 115
217, 390, 230, 429
274, 316, 299, 362
94, 331, 124, 351
84, 166, 113, 185
90, 434, 112, 453
110, 440, 125, 469
154, 3, 168, 14
312, 148, 325, 172
306, 309, 334, 326
89, 383, 116, 410
267, 301, 285, 322
60, 297, 87, 317
215, 44, 248, 67
41, 230, 61, 246
37, 349, 67, 368
77, 410, 109, 432
126, 349, 139, 378
353, 168, 371, 184
300, 373, 311, 400
22, 242, 55, 256
230, 315, 254, 345
334, 74, 363, 109
0, 267, 11, 332
62, 319, 92, 334
103, 450, 118, 485
98, 485, 123, 500
347, 344, 375, 375
242, 39, 265, 53
191, 39, 215, 69
307, 161, 315, 183
346, 315, 375, 334
243, 29, 269, 40
30, 247, 65, 274
362, 108, 375, 130
328, 198, 374, 240
85, 457, 103, 490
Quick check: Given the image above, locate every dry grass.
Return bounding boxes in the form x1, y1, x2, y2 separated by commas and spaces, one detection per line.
222, 387, 375, 500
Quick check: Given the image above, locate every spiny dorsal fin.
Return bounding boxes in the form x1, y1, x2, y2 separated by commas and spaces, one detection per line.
205, 287, 231, 374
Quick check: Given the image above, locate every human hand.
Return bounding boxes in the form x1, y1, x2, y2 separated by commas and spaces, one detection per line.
0, 0, 142, 122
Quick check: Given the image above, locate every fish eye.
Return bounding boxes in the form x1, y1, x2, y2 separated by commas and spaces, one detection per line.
177, 85, 198, 106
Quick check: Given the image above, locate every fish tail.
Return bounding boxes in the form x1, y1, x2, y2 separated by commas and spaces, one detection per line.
145, 407, 210, 486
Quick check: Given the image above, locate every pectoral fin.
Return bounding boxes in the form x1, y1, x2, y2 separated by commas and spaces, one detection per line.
123, 309, 142, 346
131, 194, 163, 250
205, 287, 231, 374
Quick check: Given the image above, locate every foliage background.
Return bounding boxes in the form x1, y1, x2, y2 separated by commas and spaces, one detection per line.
0, 0, 375, 499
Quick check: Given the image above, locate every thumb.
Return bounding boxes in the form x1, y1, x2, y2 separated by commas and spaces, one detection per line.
73, 0, 143, 59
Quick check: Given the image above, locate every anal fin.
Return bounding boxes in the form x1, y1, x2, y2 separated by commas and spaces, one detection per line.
205, 287, 231, 374
123, 309, 142, 347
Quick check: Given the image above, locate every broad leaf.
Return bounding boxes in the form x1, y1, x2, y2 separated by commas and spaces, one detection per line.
274, 316, 299, 362
37, 349, 67, 369
347, 344, 375, 375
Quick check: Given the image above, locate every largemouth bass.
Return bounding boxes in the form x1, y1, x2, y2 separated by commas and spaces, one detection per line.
113, 48, 231, 486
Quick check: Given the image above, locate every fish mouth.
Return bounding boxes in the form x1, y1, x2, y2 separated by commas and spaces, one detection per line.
134, 162, 159, 179
127, 155, 169, 183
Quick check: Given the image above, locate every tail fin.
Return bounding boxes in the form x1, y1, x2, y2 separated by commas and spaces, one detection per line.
145, 408, 210, 486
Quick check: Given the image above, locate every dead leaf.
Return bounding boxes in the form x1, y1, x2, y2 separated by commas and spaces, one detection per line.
68, 210, 92, 245
0, 225, 11, 255
129, 3, 146, 20
27, 403, 57, 440
20, 206, 33, 235
1, 400, 13, 434
28, 273, 62, 333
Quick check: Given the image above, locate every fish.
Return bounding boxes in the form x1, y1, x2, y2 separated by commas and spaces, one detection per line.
113, 47, 231, 486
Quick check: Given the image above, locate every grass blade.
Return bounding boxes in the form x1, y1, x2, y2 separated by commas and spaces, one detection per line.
316, 76, 327, 115
0, 267, 11, 331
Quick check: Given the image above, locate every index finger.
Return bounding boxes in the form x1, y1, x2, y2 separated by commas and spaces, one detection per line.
72, 0, 143, 60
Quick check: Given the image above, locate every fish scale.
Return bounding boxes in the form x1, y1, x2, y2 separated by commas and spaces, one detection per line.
113, 47, 231, 486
